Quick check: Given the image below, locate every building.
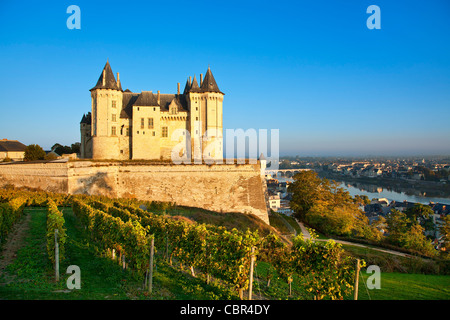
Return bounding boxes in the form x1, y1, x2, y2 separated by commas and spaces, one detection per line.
268, 194, 281, 211
0, 139, 27, 161
80, 61, 224, 161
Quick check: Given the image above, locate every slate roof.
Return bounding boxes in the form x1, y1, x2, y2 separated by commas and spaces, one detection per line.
90, 61, 122, 91
134, 91, 159, 106
183, 78, 191, 94
119, 91, 187, 119
80, 112, 92, 124
160, 95, 187, 112
0, 140, 27, 152
188, 75, 202, 93
200, 66, 223, 94
184, 67, 224, 94
120, 92, 139, 119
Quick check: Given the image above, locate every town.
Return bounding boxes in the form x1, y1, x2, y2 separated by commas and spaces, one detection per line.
278, 156, 450, 182
264, 156, 450, 250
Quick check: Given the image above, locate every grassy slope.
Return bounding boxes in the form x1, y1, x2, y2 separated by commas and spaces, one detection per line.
0, 207, 236, 300
357, 272, 450, 300
1, 205, 449, 300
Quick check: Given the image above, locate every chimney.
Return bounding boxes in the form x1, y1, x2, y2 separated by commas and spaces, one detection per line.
102, 69, 106, 86
177, 82, 180, 95
117, 72, 120, 86
200, 74, 203, 86
189, 76, 192, 86
157, 90, 160, 105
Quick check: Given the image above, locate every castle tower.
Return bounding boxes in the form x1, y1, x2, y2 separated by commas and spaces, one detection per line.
201, 67, 224, 161
89, 61, 123, 159
80, 112, 92, 158
186, 67, 224, 162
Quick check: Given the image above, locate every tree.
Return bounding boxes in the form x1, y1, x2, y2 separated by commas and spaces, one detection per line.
353, 195, 370, 206
439, 215, 450, 254
385, 209, 410, 246
401, 223, 436, 256
71, 142, 81, 154
404, 204, 435, 234
24, 144, 46, 161
290, 171, 330, 221
290, 171, 381, 240
386, 209, 436, 256
52, 142, 81, 155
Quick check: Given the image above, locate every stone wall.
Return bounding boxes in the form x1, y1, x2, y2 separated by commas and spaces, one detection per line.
0, 162, 69, 193
0, 161, 269, 224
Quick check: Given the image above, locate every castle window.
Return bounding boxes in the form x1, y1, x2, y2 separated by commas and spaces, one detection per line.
196, 107, 198, 111
126, 127, 129, 136
112, 101, 117, 108
152, 131, 155, 136
148, 118, 154, 129
162, 127, 168, 138
196, 117, 198, 121
141, 118, 145, 129
112, 114, 116, 122
111, 126, 116, 136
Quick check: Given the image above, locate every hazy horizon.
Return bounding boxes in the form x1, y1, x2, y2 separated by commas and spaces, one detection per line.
1, 1, 449, 156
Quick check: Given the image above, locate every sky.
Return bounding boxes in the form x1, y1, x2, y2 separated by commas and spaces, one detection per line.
0, 0, 449, 157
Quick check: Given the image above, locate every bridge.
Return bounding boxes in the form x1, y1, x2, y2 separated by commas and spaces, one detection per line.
265, 168, 312, 175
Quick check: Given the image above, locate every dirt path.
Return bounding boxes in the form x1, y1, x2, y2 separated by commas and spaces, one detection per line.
294, 219, 415, 258
0, 212, 31, 284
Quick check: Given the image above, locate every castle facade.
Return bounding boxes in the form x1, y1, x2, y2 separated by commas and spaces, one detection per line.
80, 61, 224, 161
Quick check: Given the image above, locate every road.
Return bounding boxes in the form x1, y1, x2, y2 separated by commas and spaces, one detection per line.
294, 219, 415, 258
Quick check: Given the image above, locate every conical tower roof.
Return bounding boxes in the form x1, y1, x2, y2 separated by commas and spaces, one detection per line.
189, 75, 202, 93
183, 77, 191, 94
200, 66, 223, 94
90, 61, 122, 91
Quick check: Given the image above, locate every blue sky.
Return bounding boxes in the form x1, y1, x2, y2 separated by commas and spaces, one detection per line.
0, 0, 449, 156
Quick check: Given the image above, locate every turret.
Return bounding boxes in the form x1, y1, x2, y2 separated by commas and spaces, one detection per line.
90, 61, 123, 159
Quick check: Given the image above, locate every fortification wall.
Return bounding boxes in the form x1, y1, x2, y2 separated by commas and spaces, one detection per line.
0, 161, 269, 224
0, 162, 69, 193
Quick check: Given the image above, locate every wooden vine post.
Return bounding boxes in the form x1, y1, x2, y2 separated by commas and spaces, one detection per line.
354, 258, 360, 300
148, 237, 155, 295
248, 246, 256, 300
55, 229, 59, 282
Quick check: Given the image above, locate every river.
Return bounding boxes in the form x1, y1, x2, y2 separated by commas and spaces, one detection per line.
273, 174, 450, 205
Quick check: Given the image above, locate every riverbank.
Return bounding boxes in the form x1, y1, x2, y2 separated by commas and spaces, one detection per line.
317, 171, 450, 201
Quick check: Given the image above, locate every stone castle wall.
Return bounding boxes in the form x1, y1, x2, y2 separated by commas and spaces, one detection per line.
0, 161, 269, 224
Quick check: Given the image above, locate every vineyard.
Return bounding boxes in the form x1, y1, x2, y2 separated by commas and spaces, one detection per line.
0, 187, 363, 300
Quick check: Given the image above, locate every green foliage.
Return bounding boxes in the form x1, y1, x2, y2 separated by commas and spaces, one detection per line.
0, 196, 27, 243
24, 144, 46, 161
385, 209, 436, 257
440, 215, 450, 254
72, 198, 153, 275
51, 142, 80, 156
1, 187, 370, 300
46, 199, 67, 264
291, 235, 360, 300
404, 203, 435, 233
290, 171, 381, 241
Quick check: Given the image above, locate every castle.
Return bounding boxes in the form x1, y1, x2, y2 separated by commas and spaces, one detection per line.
80, 61, 224, 161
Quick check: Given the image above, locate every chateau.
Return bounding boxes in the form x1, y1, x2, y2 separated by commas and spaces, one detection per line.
80, 61, 224, 161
